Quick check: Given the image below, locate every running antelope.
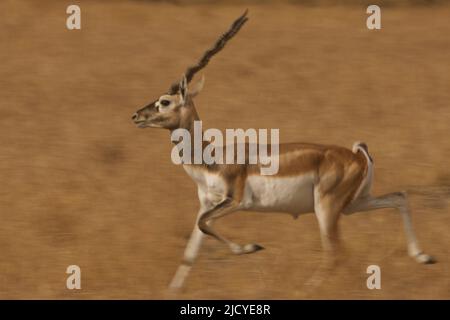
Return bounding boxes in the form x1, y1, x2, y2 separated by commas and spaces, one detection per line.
131, 11, 435, 289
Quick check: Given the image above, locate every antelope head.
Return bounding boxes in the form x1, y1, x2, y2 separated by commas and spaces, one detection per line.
131, 10, 249, 131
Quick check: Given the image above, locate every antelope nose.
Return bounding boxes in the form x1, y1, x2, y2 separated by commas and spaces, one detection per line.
131, 113, 138, 121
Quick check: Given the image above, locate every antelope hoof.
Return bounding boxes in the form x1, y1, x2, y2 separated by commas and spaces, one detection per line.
415, 253, 436, 264
243, 243, 264, 254
230, 243, 264, 255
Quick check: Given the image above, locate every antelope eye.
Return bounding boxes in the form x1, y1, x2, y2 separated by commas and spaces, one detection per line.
160, 99, 171, 107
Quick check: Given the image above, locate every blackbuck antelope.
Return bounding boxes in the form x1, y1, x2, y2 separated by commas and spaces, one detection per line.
132, 10, 435, 289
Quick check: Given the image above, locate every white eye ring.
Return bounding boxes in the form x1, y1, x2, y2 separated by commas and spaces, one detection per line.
155, 100, 171, 113
159, 99, 171, 107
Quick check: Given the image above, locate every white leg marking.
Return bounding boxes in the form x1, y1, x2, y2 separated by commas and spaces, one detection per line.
344, 192, 435, 264
169, 209, 205, 290
301, 189, 341, 294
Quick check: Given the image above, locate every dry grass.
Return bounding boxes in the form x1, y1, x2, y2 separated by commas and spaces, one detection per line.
0, 0, 448, 299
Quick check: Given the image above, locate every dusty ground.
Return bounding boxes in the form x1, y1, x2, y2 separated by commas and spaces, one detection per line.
0, 0, 449, 299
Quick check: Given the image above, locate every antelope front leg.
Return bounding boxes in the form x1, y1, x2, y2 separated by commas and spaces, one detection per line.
169, 209, 206, 289
198, 198, 264, 255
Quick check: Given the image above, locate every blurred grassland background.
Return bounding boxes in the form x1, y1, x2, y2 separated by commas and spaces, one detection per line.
0, 0, 449, 299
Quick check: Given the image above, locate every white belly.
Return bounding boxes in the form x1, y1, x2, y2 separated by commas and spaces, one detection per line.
242, 174, 315, 214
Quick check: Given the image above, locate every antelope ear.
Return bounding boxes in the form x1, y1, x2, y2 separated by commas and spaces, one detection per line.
179, 75, 188, 104
188, 75, 205, 98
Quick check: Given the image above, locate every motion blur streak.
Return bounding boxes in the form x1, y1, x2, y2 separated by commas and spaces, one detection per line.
0, 0, 448, 299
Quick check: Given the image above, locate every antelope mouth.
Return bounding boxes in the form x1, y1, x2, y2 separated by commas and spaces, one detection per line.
134, 121, 148, 128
